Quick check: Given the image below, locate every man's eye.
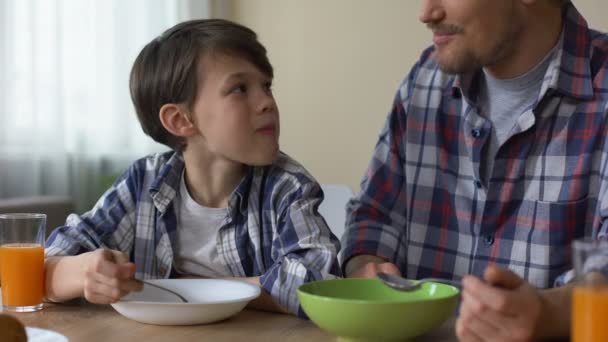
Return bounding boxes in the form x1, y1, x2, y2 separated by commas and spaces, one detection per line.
264, 82, 273, 92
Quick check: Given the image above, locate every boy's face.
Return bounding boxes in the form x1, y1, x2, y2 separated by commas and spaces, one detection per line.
188, 53, 279, 165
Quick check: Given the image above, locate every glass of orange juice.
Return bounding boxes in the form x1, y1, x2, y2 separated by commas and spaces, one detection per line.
571, 238, 608, 342
0, 213, 46, 312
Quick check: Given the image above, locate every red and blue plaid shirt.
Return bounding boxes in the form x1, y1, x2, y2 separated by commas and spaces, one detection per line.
340, 2, 608, 288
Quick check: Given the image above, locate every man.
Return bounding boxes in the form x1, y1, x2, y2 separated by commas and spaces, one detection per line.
340, 0, 608, 340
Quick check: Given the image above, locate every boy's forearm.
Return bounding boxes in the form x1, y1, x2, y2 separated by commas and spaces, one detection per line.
45, 254, 89, 302
344, 254, 386, 277
536, 284, 573, 339
225, 276, 288, 314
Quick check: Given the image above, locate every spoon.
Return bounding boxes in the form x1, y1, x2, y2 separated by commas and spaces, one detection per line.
377, 272, 462, 291
139, 280, 189, 303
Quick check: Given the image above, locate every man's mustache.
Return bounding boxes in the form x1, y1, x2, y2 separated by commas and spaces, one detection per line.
427, 23, 464, 35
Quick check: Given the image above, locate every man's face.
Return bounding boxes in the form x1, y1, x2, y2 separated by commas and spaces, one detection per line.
419, 0, 524, 74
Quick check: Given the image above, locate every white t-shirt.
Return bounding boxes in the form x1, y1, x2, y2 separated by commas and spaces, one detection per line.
172, 172, 231, 278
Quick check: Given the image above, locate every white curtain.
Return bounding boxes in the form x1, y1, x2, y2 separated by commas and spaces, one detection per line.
0, 0, 211, 211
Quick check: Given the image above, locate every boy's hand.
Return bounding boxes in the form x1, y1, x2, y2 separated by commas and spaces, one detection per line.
350, 262, 401, 278
345, 255, 401, 278
82, 249, 143, 304
456, 266, 542, 342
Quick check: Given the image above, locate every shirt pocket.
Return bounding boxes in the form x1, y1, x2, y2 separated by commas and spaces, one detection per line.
514, 196, 589, 287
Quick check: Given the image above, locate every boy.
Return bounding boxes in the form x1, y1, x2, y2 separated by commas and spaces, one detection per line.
44, 19, 340, 316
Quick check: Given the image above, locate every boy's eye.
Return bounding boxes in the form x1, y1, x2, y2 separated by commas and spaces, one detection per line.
230, 84, 247, 94
264, 81, 273, 93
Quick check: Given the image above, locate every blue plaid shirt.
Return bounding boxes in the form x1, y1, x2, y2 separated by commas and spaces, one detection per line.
46, 151, 341, 316
340, 2, 608, 288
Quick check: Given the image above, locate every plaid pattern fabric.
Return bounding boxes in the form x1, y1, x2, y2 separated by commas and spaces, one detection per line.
46, 151, 340, 316
340, 2, 608, 288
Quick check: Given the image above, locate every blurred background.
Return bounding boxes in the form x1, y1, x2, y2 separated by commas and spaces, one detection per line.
1, 0, 607, 213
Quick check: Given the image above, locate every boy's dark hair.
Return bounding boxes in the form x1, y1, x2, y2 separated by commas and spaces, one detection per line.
129, 19, 273, 151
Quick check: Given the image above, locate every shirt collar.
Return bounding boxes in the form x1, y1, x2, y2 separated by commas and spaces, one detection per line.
549, 1, 594, 100
149, 151, 259, 215
228, 165, 261, 214
149, 152, 185, 214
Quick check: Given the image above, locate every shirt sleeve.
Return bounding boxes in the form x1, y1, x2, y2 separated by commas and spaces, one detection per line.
45, 164, 140, 258
338, 69, 418, 274
259, 181, 341, 317
555, 117, 608, 287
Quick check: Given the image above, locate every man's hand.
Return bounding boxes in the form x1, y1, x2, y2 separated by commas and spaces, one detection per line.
456, 266, 543, 342
82, 249, 143, 304
345, 255, 401, 278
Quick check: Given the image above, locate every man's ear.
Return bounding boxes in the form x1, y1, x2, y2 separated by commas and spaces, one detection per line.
158, 104, 197, 137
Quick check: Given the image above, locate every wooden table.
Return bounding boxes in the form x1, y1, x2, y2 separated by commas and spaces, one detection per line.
3, 299, 458, 341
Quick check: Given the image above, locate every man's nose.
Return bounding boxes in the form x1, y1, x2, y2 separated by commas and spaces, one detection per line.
418, 0, 445, 25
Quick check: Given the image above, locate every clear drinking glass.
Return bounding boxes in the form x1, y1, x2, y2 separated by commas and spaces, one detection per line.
0, 213, 46, 312
571, 238, 608, 342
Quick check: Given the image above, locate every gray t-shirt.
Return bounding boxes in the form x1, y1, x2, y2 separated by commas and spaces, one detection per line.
478, 46, 556, 184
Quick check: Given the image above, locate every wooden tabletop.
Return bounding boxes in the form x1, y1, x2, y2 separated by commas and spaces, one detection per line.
2, 299, 459, 341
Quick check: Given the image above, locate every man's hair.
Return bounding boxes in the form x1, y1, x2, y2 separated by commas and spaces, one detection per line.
129, 19, 273, 151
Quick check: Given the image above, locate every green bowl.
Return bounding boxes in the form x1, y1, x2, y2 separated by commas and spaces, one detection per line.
297, 278, 459, 342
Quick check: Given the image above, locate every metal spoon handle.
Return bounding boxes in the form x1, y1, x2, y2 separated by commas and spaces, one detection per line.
140, 280, 188, 303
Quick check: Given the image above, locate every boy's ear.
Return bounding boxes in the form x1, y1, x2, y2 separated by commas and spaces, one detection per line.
158, 104, 197, 137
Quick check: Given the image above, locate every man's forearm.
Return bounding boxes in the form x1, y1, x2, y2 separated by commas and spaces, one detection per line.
344, 254, 386, 277
45, 255, 89, 302
536, 284, 574, 339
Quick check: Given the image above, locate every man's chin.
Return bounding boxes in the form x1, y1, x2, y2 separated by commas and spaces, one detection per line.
432, 45, 476, 73
434, 54, 479, 75
437, 63, 463, 75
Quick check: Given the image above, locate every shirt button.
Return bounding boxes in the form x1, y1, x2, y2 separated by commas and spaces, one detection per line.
483, 235, 495, 246
471, 129, 482, 138
475, 180, 483, 189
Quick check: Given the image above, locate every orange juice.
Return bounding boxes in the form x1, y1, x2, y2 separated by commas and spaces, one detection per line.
572, 286, 608, 342
0, 243, 44, 307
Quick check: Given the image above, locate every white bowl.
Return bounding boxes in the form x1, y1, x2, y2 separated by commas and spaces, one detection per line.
110, 279, 260, 325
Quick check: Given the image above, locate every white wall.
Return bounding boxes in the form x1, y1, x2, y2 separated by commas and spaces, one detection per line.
230, 0, 608, 192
